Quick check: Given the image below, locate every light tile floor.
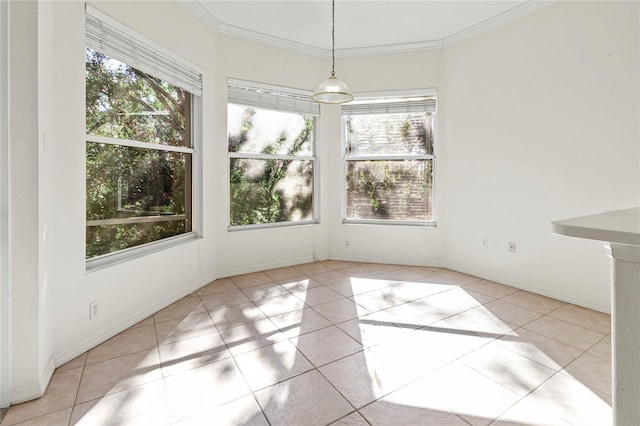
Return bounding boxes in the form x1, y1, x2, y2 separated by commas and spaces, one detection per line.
1, 261, 612, 426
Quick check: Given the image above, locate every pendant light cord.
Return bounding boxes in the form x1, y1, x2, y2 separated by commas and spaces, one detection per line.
331, 0, 336, 77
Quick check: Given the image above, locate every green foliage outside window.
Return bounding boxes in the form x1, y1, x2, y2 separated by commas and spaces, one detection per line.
86, 48, 192, 259
345, 113, 434, 221
228, 105, 315, 227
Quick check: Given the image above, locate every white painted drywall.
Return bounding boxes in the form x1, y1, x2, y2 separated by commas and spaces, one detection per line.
7, 0, 47, 403
45, 1, 218, 366
6, 0, 220, 402
0, 2, 217, 402
0, 0, 10, 408
327, 49, 448, 267
6, 0, 638, 404
36, 0, 56, 401
213, 34, 331, 277
441, 0, 639, 312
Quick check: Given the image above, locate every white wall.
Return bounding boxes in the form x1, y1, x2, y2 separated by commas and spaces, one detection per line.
212, 40, 448, 274
441, 1, 640, 312
328, 50, 448, 266
6, 0, 638, 405
0, 0, 10, 408
47, 0, 218, 363
2, 0, 219, 403
214, 34, 331, 277
37, 0, 57, 402
8, 0, 46, 403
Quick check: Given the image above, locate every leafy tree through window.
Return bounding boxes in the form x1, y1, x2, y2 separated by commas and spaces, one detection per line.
85, 48, 194, 259
343, 94, 436, 224
227, 84, 317, 228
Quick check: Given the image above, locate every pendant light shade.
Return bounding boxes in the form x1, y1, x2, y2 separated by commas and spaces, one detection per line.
313, 0, 353, 104
312, 75, 353, 104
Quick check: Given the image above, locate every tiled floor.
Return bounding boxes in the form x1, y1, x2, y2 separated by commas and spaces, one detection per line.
1, 261, 612, 425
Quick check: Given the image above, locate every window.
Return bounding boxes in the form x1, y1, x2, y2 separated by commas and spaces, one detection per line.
342, 92, 436, 225
227, 80, 319, 229
85, 6, 202, 262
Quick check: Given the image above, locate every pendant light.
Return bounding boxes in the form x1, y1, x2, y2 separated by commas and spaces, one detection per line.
312, 0, 354, 104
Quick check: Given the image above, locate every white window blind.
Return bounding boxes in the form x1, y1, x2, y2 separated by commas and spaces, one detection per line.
85, 4, 203, 96
342, 93, 437, 116
227, 79, 320, 116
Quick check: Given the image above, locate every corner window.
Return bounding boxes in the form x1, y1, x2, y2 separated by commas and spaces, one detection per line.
227, 80, 319, 229
342, 92, 436, 225
85, 6, 202, 263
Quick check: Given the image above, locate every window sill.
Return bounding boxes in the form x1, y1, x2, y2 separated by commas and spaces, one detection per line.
342, 219, 437, 227
85, 232, 198, 274
228, 220, 319, 232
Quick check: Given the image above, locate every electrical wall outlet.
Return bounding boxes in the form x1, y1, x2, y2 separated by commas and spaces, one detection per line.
481, 236, 488, 248
345, 240, 350, 247
508, 241, 516, 253
90, 301, 100, 319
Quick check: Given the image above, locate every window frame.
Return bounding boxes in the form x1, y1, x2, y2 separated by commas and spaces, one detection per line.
85, 6, 203, 271
341, 89, 437, 227
227, 80, 320, 231
86, 97, 203, 272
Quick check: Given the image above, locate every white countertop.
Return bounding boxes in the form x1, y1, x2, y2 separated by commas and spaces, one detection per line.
551, 207, 640, 246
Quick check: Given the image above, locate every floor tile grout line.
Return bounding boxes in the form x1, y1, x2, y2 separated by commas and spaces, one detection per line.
80, 323, 158, 365
228, 354, 273, 426
50, 328, 134, 424
12, 407, 73, 426
5, 262, 612, 425
228, 273, 362, 424
313, 368, 362, 422
81, 340, 162, 369
461, 346, 554, 416
563, 355, 613, 397
492, 363, 575, 425
343, 332, 496, 423
586, 334, 613, 362
66, 378, 169, 423
490, 291, 569, 316
328, 410, 372, 426
149, 313, 172, 423
238, 324, 337, 425
491, 324, 585, 373
220, 277, 380, 425
68, 349, 90, 422
196, 289, 273, 426
201, 265, 598, 424
519, 316, 608, 352
545, 305, 612, 335
351, 355, 470, 425
142, 275, 601, 403
490, 287, 610, 331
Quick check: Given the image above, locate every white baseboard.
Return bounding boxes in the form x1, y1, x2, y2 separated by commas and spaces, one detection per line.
443, 261, 611, 314
53, 273, 216, 368
328, 254, 609, 313
52, 254, 609, 381
216, 254, 443, 279
55, 255, 330, 368
328, 253, 446, 269
215, 255, 318, 279
10, 356, 55, 404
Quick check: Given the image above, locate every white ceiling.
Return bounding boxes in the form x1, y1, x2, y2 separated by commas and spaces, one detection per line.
181, 0, 551, 57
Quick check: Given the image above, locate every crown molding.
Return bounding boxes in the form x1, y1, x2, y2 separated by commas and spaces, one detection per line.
180, 0, 328, 57
181, 0, 554, 58
443, 0, 554, 47
218, 21, 328, 58
179, 0, 222, 31
334, 40, 444, 58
